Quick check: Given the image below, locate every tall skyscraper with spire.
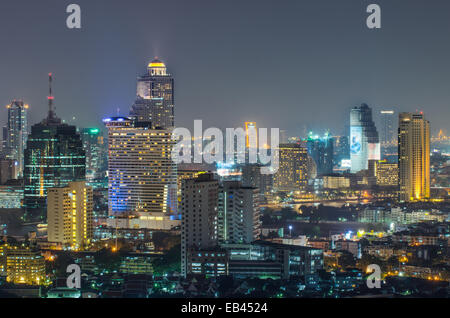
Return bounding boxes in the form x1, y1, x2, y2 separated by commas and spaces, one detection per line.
4, 100, 28, 177
130, 58, 174, 129
398, 112, 430, 202
23, 74, 85, 220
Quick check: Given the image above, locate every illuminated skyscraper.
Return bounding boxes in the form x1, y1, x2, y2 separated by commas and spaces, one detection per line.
244, 122, 257, 148
380, 110, 396, 158
47, 181, 93, 250
81, 128, 106, 182
380, 110, 395, 145
306, 132, 334, 176
350, 104, 380, 173
104, 117, 177, 216
273, 144, 308, 192
398, 112, 430, 202
4, 100, 28, 177
130, 58, 174, 129
23, 74, 85, 219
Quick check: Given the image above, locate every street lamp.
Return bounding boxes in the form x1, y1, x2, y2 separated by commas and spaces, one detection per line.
288, 225, 293, 237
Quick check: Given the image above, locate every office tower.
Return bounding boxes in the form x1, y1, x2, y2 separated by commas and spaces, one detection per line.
380, 110, 397, 161
350, 104, 380, 173
273, 144, 308, 192
380, 110, 395, 145
244, 122, 257, 148
398, 112, 430, 201
47, 181, 93, 250
372, 160, 399, 187
0, 242, 45, 285
104, 117, 177, 215
181, 173, 219, 277
130, 58, 174, 129
23, 74, 85, 219
4, 100, 28, 177
81, 128, 105, 182
306, 132, 334, 176
217, 181, 261, 245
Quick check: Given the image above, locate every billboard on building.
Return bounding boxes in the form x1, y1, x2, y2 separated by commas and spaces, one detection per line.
350, 126, 362, 155
368, 142, 381, 160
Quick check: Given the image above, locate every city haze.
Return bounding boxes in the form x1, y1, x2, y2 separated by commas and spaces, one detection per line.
0, 0, 449, 136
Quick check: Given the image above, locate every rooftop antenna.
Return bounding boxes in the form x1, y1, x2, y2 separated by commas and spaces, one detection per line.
47, 73, 55, 119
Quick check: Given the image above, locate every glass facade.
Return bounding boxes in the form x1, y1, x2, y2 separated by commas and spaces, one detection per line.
23, 122, 85, 219
306, 132, 334, 176
81, 127, 106, 184
4, 100, 28, 177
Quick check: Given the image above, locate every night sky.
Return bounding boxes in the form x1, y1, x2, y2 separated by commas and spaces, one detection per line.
1, 0, 450, 137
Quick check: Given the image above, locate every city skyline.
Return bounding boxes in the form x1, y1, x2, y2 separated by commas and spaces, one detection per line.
0, 0, 449, 302
1, 0, 450, 137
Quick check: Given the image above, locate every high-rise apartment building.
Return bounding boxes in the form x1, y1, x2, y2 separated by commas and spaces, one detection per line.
23, 75, 85, 219
398, 112, 430, 202
130, 58, 174, 129
180, 173, 219, 277
47, 181, 93, 250
104, 117, 177, 215
273, 144, 308, 192
4, 100, 28, 177
217, 181, 261, 245
350, 104, 380, 173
